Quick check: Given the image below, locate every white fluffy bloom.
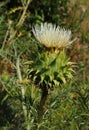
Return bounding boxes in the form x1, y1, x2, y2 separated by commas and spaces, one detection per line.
32, 23, 72, 49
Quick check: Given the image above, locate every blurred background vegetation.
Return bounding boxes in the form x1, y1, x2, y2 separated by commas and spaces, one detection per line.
0, 0, 89, 130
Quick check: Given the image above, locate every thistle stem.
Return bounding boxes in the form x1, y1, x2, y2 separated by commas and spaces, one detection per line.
40, 86, 48, 109
37, 86, 48, 123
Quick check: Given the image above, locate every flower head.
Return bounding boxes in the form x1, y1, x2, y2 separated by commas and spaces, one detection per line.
32, 23, 72, 49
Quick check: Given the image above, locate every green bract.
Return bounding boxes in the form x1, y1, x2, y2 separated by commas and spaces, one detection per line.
28, 50, 74, 89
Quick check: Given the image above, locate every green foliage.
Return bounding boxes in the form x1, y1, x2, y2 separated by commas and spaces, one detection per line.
29, 0, 70, 25
28, 50, 74, 88
0, 16, 8, 46
0, 0, 89, 130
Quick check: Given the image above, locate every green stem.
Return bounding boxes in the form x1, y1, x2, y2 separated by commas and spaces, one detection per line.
8, 0, 31, 44
16, 0, 31, 29
16, 56, 28, 128
1, 22, 11, 50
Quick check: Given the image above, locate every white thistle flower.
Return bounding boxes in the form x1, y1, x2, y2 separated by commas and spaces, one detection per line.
32, 23, 72, 49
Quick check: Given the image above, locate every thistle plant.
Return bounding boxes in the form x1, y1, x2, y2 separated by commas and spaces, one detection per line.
28, 23, 74, 116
